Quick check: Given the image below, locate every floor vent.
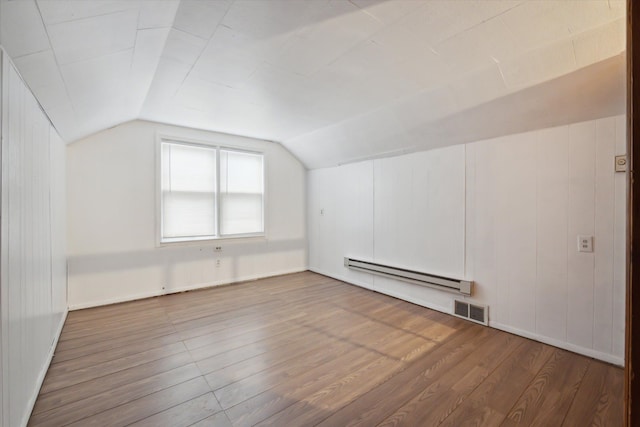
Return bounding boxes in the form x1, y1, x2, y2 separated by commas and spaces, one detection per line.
453, 300, 488, 325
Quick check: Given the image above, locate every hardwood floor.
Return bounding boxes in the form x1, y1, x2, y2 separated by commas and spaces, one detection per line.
29, 271, 623, 426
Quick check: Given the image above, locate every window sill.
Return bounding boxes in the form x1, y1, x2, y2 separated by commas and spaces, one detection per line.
157, 234, 267, 248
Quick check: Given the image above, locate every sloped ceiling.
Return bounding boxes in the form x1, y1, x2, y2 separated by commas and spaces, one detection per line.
0, 0, 626, 168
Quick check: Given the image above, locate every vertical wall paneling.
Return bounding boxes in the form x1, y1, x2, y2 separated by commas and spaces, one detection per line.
0, 49, 67, 427
308, 162, 374, 289
567, 121, 596, 349
373, 147, 465, 278
50, 128, 67, 324
535, 126, 570, 342
502, 134, 538, 332
1, 46, 6, 427
371, 147, 465, 312
308, 115, 626, 364
613, 115, 627, 357
463, 144, 475, 282
594, 117, 616, 354
468, 140, 498, 311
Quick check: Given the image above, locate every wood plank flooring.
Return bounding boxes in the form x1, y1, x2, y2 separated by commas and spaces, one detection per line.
29, 271, 623, 426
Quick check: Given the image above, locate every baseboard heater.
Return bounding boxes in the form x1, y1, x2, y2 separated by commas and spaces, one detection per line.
344, 257, 472, 296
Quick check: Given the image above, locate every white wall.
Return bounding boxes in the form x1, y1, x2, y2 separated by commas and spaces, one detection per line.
308, 115, 626, 364
0, 49, 67, 427
67, 120, 307, 309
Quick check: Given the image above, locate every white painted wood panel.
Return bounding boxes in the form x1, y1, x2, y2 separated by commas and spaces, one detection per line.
370, 146, 465, 312
613, 115, 627, 357
0, 50, 67, 427
373, 147, 465, 277
593, 117, 616, 354
500, 133, 537, 332
567, 121, 596, 349
535, 126, 569, 342
308, 162, 374, 288
307, 115, 626, 364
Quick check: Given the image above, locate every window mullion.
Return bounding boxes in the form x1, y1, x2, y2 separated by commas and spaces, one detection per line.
215, 146, 221, 238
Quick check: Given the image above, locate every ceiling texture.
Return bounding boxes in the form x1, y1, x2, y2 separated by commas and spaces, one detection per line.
0, 0, 626, 168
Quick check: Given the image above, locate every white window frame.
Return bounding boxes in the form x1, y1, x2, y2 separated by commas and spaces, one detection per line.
156, 134, 266, 246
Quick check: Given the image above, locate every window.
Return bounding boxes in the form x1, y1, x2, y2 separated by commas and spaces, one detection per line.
160, 140, 264, 242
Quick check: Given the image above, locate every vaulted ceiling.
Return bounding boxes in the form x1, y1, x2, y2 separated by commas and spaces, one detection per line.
0, 0, 626, 168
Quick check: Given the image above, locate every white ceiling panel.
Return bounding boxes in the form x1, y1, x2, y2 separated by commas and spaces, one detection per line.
173, 0, 231, 39
0, 0, 627, 168
174, 76, 242, 112
162, 28, 206, 64
448, 65, 508, 112
0, 0, 51, 58
204, 24, 292, 61
61, 49, 133, 107
12, 49, 61, 88
128, 27, 172, 113
46, 104, 78, 137
47, 9, 138, 64
498, 39, 577, 91
36, 0, 137, 25
390, 86, 460, 132
433, 16, 519, 70
71, 94, 136, 140
192, 50, 261, 88
573, 19, 626, 69
350, 0, 424, 25
397, 1, 523, 47
13, 50, 69, 111
27, 82, 69, 113
222, 0, 324, 40
142, 58, 192, 107
139, 0, 180, 29
269, 1, 383, 76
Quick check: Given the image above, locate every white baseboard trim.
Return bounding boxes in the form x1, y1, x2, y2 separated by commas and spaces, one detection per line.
68, 267, 308, 311
22, 308, 68, 427
308, 267, 375, 290
69, 289, 163, 311
309, 268, 624, 367
490, 321, 624, 367
308, 267, 451, 315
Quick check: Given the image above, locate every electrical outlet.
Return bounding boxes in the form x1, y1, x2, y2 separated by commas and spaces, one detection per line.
216, 259, 221, 267
577, 235, 593, 253
214, 246, 222, 252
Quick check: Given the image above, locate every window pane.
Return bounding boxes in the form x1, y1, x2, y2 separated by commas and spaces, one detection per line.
163, 192, 215, 238
161, 142, 216, 239
219, 150, 264, 235
162, 143, 216, 192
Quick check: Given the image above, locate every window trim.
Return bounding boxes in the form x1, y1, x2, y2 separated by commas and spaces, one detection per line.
155, 134, 266, 247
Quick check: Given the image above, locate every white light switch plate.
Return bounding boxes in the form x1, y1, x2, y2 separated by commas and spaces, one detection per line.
577, 235, 593, 253
615, 155, 627, 172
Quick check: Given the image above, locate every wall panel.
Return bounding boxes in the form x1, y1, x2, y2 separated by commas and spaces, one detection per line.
0, 50, 67, 427
566, 121, 596, 349
308, 162, 374, 289
307, 115, 627, 364
613, 115, 627, 357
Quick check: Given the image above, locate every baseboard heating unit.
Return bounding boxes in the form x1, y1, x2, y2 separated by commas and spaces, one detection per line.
344, 257, 473, 296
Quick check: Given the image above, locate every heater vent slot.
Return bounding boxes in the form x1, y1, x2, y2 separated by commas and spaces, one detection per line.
454, 300, 469, 317
470, 304, 486, 323
453, 300, 488, 325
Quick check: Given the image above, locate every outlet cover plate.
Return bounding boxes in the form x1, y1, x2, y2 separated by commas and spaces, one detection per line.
578, 235, 593, 253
